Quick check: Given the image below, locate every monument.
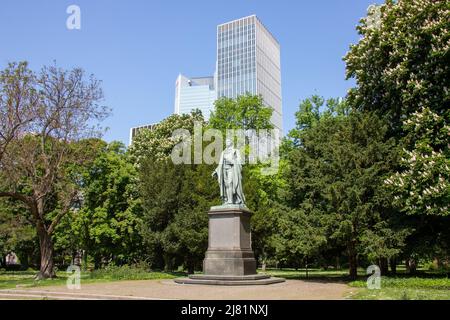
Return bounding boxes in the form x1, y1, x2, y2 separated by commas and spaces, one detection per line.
175, 139, 285, 285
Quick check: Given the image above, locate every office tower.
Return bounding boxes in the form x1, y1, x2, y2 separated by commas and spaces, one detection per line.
129, 123, 157, 145
174, 74, 216, 120
216, 15, 282, 132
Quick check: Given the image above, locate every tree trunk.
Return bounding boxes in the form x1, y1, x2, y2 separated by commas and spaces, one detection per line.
390, 258, 397, 274
17, 253, 29, 270
407, 258, 417, 274
94, 255, 101, 269
163, 254, 173, 272
36, 224, 56, 279
305, 257, 309, 279
348, 241, 358, 280
187, 263, 194, 274
336, 256, 341, 270
83, 250, 88, 271
379, 257, 389, 276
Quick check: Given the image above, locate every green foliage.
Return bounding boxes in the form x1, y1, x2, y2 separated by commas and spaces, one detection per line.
284, 96, 399, 277
350, 276, 450, 300
351, 276, 450, 290
54, 141, 143, 267
287, 95, 350, 148
0, 198, 36, 267
135, 95, 278, 271
128, 110, 204, 165
385, 107, 450, 216
88, 264, 177, 281
139, 158, 217, 272
344, 0, 449, 268
270, 204, 327, 267
2, 1, 448, 280
344, 0, 448, 132
360, 221, 411, 263
209, 94, 273, 131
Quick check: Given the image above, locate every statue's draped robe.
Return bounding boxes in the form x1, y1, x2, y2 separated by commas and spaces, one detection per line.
214, 148, 245, 204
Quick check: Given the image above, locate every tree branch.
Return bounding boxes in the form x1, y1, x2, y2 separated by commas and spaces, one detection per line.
47, 191, 77, 235
0, 191, 33, 206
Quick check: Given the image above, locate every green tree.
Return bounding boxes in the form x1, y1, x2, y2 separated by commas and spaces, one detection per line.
284, 103, 397, 279
56, 141, 143, 269
209, 94, 273, 131
287, 95, 350, 148
0, 198, 36, 269
270, 204, 327, 275
0, 62, 109, 278
344, 0, 448, 133
246, 164, 287, 266
385, 107, 450, 216
130, 110, 216, 271
128, 110, 204, 165
139, 158, 217, 272
360, 221, 411, 274
344, 0, 450, 272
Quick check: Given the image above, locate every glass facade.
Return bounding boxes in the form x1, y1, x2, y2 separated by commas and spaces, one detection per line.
217, 15, 282, 131
174, 74, 216, 120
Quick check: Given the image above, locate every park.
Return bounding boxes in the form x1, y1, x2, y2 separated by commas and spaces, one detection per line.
0, 0, 449, 302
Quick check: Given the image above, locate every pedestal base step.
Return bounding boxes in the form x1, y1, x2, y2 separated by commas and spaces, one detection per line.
174, 274, 285, 286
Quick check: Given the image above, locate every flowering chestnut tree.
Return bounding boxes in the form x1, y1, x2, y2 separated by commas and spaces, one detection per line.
344, 0, 449, 134
385, 107, 450, 216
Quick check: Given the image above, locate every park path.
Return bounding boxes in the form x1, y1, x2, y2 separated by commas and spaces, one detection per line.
0, 279, 356, 300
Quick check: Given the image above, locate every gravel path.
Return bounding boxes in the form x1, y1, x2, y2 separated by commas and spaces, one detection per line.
1, 279, 356, 300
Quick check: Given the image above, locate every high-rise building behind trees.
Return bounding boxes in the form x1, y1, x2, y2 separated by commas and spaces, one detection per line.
130, 15, 283, 144
216, 15, 282, 132
174, 74, 216, 120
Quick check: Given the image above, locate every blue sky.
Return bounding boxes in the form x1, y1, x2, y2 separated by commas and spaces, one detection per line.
0, 0, 384, 145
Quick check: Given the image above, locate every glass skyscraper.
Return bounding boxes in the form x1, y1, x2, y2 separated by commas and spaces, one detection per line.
216, 15, 282, 132
131, 15, 282, 145
174, 74, 216, 120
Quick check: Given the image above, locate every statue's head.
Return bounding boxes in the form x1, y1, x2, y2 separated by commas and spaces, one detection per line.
225, 138, 233, 148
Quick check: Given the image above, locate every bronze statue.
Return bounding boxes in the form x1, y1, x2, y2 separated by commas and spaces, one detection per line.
212, 138, 245, 205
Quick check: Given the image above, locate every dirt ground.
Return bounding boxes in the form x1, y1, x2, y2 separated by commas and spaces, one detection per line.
0, 279, 356, 300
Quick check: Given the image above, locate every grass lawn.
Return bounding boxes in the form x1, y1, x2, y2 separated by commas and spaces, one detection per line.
1, 266, 449, 300
263, 267, 357, 280
349, 276, 450, 300
264, 267, 450, 300
0, 266, 182, 290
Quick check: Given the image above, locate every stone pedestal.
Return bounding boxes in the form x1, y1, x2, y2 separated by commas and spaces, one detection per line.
175, 205, 285, 286
203, 205, 256, 276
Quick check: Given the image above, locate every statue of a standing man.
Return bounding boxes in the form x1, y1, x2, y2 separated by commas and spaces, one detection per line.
212, 138, 246, 205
